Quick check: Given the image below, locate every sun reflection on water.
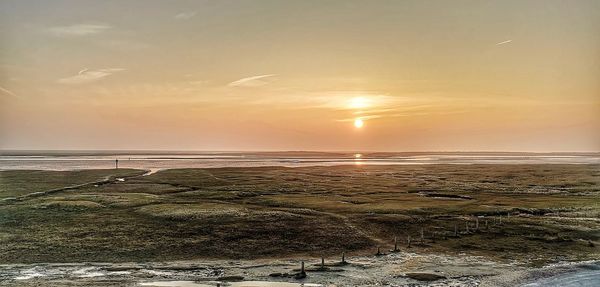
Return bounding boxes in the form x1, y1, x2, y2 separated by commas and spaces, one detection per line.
354, 153, 363, 165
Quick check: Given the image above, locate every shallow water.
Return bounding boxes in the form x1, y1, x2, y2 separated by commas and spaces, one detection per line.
139, 281, 209, 287
2, 257, 599, 286
522, 268, 600, 287
1, 152, 598, 171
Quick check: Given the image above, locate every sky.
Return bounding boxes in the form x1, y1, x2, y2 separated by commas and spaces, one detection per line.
1, 0, 599, 152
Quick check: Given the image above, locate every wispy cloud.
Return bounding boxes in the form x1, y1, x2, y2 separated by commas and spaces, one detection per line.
245, 91, 400, 109
0, 86, 19, 99
295, 91, 401, 110
57, 68, 125, 85
189, 80, 208, 86
336, 114, 383, 122
48, 23, 111, 36
341, 104, 437, 121
99, 39, 150, 51
175, 11, 197, 20
496, 39, 512, 46
228, 74, 276, 87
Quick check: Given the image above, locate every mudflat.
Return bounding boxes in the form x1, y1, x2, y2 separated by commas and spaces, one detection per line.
0, 164, 598, 265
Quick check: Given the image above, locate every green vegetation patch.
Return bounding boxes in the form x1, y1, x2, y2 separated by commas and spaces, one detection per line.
35, 200, 105, 211
0, 164, 598, 264
0, 169, 145, 199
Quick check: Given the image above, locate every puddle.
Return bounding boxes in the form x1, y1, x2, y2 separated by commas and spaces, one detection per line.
522, 268, 600, 287
15, 267, 47, 280
72, 267, 104, 278
142, 169, 162, 176
139, 281, 211, 287
15, 271, 45, 280
229, 282, 322, 287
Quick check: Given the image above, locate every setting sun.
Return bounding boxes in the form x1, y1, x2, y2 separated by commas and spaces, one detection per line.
1, 1, 599, 285
354, 118, 364, 128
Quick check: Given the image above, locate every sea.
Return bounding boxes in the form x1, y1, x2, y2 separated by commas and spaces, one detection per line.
1, 151, 598, 171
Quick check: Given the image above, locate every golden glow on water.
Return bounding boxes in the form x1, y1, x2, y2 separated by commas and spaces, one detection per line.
354, 153, 363, 165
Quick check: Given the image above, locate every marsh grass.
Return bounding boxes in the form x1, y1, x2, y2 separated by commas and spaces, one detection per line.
0, 164, 598, 264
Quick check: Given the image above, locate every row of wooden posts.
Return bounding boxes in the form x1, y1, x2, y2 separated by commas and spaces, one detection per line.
396, 215, 511, 247
290, 215, 511, 279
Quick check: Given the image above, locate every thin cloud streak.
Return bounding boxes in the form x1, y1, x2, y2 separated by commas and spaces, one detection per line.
0, 86, 19, 99
98, 39, 151, 51
175, 11, 197, 20
311, 92, 401, 110
228, 74, 276, 87
336, 115, 383, 122
496, 39, 512, 45
48, 24, 111, 36
58, 68, 125, 85
246, 91, 404, 111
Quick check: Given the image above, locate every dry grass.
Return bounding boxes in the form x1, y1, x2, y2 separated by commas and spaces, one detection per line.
0, 164, 598, 264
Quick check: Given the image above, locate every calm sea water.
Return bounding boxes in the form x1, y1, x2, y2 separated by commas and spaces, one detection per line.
1, 152, 598, 171
522, 264, 600, 287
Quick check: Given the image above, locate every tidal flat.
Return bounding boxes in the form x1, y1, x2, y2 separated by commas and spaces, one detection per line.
0, 164, 599, 286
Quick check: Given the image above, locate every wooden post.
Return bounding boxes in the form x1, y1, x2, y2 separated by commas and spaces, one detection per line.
342, 252, 346, 264
394, 236, 398, 251
407, 235, 411, 247
295, 260, 306, 279
475, 217, 479, 230
376, 246, 382, 255
115, 159, 119, 169
321, 257, 325, 269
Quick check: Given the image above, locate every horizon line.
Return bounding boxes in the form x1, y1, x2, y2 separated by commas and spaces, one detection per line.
1, 149, 599, 154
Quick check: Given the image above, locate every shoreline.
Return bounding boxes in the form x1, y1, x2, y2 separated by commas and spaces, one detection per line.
1, 152, 599, 172
1, 256, 597, 286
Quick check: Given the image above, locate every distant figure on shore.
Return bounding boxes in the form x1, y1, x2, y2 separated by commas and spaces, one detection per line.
115, 159, 119, 169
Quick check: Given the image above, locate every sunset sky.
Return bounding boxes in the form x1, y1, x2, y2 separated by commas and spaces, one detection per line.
1, 0, 599, 151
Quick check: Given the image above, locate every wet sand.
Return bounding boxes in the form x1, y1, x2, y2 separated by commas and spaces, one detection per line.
0, 252, 515, 286
1, 255, 598, 286
1, 152, 599, 171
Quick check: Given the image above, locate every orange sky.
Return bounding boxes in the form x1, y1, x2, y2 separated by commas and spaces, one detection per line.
1, 0, 599, 151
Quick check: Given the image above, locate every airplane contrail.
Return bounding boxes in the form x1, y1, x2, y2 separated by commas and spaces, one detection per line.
0, 86, 19, 98
496, 39, 512, 45
228, 74, 276, 87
